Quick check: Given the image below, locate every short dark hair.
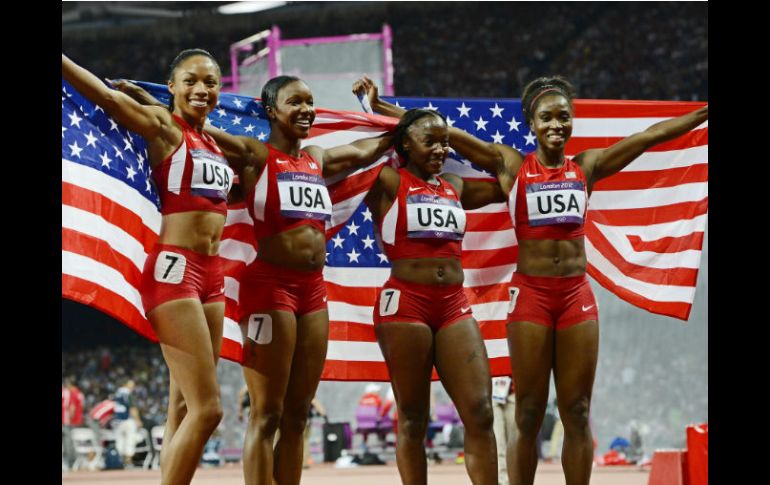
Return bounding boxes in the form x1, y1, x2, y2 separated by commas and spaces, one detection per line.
521, 76, 576, 124
260, 75, 303, 114
393, 108, 447, 161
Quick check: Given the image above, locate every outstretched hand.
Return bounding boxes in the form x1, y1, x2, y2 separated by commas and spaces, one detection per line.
352, 75, 381, 106
108, 79, 165, 107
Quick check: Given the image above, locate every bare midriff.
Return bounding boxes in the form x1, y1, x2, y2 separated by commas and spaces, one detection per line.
257, 224, 327, 271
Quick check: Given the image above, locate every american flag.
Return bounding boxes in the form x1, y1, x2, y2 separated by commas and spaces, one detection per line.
62, 80, 708, 380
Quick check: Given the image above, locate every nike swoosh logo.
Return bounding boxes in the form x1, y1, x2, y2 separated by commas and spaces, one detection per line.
276, 159, 289, 164
526, 172, 539, 177
461, 307, 471, 313
323, 296, 328, 302
582, 305, 594, 311
408, 186, 421, 192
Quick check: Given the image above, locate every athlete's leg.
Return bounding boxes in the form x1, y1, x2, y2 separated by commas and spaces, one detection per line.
273, 309, 329, 485
148, 299, 223, 485
376, 322, 435, 485
554, 320, 598, 485
506, 321, 553, 485
240, 309, 296, 485
434, 318, 497, 485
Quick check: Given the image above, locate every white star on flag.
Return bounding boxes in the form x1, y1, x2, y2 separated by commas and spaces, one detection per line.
232, 116, 242, 125
361, 235, 376, 250
346, 220, 360, 236
69, 141, 83, 158
490, 103, 504, 118
217, 108, 227, 117
68, 111, 83, 128
377, 253, 389, 264
361, 208, 373, 222
136, 152, 145, 170
84, 131, 98, 148
257, 132, 267, 141
125, 165, 137, 180
123, 136, 134, 152
245, 124, 255, 133
346, 248, 360, 263
332, 234, 345, 249
62, 126, 67, 138
446, 116, 455, 127
425, 102, 438, 110
114, 146, 124, 159
457, 102, 471, 117
491, 130, 505, 143
233, 98, 243, 109
506, 116, 521, 132
109, 119, 119, 131
524, 131, 537, 145
99, 152, 112, 168
474, 116, 488, 131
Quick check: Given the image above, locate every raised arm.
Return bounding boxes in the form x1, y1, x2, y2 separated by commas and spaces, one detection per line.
353, 75, 523, 191
306, 133, 394, 178
62, 54, 170, 141
577, 105, 708, 186
110, 79, 268, 172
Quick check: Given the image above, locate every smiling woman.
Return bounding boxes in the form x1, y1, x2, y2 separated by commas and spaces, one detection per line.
62, 49, 231, 485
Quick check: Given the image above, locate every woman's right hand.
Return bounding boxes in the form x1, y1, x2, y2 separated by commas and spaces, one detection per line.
352, 75, 381, 108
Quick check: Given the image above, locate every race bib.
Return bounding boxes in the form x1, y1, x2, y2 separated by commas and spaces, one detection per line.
154, 251, 187, 284
247, 314, 273, 344
406, 194, 466, 240
525, 180, 585, 226
379, 288, 401, 316
277, 172, 332, 221
508, 287, 520, 314
190, 149, 233, 200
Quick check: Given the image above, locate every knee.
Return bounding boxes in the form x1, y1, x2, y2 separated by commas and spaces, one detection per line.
462, 398, 494, 433
515, 400, 546, 437
253, 408, 283, 437
280, 408, 308, 437
399, 409, 429, 441
196, 399, 223, 433
170, 397, 187, 416
560, 397, 591, 432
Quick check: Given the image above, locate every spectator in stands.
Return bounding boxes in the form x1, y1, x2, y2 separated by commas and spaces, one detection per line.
113, 379, 143, 467
359, 383, 383, 409
61, 377, 84, 470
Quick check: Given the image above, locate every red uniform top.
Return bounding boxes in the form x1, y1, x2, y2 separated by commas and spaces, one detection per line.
378, 168, 466, 261
248, 143, 331, 240
152, 114, 233, 216
509, 152, 588, 240
70, 387, 84, 426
